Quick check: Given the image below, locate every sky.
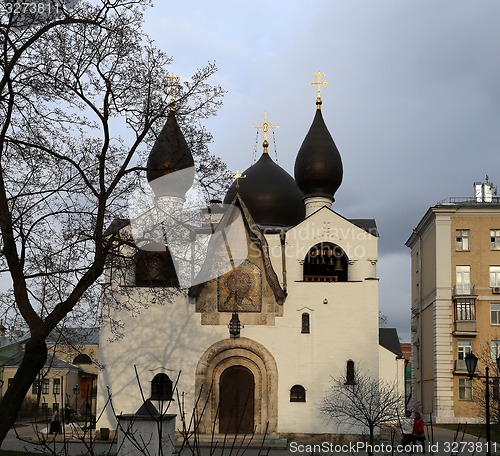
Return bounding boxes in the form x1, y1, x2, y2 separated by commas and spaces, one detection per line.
141, 0, 500, 342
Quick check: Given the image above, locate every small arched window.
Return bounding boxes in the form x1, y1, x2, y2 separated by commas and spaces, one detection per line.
345, 360, 356, 385
290, 385, 306, 402
301, 313, 310, 334
303, 242, 348, 282
150, 373, 173, 401
135, 244, 179, 288
73, 354, 92, 365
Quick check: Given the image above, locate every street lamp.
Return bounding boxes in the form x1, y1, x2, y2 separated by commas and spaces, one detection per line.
464, 352, 500, 456
228, 312, 241, 338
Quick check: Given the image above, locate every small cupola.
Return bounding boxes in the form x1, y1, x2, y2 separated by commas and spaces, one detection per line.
223, 113, 305, 228
294, 72, 343, 216
146, 98, 195, 200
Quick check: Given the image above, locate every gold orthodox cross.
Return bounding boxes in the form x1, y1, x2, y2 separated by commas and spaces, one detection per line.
166, 73, 181, 110
252, 111, 279, 142
310, 71, 328, 106
233, 170, 246, 189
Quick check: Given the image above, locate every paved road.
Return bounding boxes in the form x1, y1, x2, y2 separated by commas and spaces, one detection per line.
0, 424, 497, 455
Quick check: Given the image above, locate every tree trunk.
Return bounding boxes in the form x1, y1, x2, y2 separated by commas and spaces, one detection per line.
368, 425, 375, 456
0, 338, 48, 444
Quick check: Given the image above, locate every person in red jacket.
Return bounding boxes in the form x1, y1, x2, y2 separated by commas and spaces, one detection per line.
411, 411, 426, 453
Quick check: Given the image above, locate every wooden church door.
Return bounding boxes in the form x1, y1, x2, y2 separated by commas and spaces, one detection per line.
219, 365, 255, 434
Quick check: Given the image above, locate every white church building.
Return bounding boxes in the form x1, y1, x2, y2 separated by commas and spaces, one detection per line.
97, 83, 393, 438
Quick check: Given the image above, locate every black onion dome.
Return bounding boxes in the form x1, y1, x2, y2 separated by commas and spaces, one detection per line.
147, 111, 195, 198
294, 108, 343, 200
224, 153, 305, 228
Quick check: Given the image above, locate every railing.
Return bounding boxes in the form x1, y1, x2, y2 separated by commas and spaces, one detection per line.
303, 275, 338, 283
438, 197, 500, 205
453, 285, 475, 296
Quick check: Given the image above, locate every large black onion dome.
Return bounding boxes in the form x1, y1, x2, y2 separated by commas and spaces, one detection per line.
147, 111, 195, 198
224, 153, 305, 228
294, 108, 343, 200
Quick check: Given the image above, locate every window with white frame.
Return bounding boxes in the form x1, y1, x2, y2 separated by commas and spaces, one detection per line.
456, 230, 470, 251
41, 380, 49, 395
53, 378, 60, 395
491, 230, 500, 250
459, 378, 473, 401
456, 265, 471, 294
491, 303, 500, 324
458, 340, 472, 360
490, 266, 500, 287
455, 299, 476, 321
492, 340, 500, 362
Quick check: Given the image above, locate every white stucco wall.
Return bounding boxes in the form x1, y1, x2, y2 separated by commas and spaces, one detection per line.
379, 346, 405, 404
97, 206, 380, 436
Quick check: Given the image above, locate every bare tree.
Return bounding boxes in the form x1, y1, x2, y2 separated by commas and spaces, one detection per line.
0, 0, 227, 443
465, 339, 500, 425
320, 369, 404, 453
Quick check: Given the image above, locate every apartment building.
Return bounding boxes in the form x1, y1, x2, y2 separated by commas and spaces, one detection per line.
406, 178, 500, 423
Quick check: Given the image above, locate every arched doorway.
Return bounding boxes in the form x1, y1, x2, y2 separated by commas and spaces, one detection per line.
219, 365, 254, 434
195, 338, 278, 435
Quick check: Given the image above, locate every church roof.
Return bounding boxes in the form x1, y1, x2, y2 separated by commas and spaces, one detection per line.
379, 328, 403, 358
294, 106, 343, 201
223, 152, 305, 228
349, 218, 379, 237
146, 110, 195, 198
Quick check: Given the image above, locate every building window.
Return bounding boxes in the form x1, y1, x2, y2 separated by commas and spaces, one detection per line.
52, 403, 59, 412
492, 341, 500, 362
491, 230, 500, 250
53, 378, 61, 395
458, 378, 473, 401
457, 340, 472, 360
290, 385, 306, 402
456, 265, 471, 294
301, 313, 310, 334
303, 242, 348, 282
41, 380, 49, 395
32, 381, 40, 395
135, 245, 179, 288
73, 354, 92, 365
455, 299, 476, 320
492, 304, 500, 324
490, 266, 500, 287
456, 230, 470, 251
150, 373, 173, 401
345, 360, 356, 385
493, 379, 500, 401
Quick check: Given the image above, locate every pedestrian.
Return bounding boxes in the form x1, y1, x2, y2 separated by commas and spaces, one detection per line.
64, 404, 72, 424
49, 410, 60, 435
401, 410, 413, 446
411, 411, 426, 453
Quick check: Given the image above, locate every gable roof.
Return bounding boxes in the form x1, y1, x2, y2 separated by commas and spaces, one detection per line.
379, 328, 403, 358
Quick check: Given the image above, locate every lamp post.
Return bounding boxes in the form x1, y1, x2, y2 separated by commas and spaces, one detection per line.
464, 352, 500, 456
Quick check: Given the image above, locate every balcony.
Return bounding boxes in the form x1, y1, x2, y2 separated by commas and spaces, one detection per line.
453, 320, 477, 336
454, 359, 469, 374
453, 285, 476, 297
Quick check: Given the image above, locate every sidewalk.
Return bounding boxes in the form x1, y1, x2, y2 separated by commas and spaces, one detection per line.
1, 424, 497, 456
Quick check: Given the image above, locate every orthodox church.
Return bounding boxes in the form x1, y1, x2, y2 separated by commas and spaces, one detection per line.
97, 77, 382, 437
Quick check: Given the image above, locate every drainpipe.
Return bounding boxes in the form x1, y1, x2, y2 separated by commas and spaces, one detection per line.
280, 231, 287, 293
